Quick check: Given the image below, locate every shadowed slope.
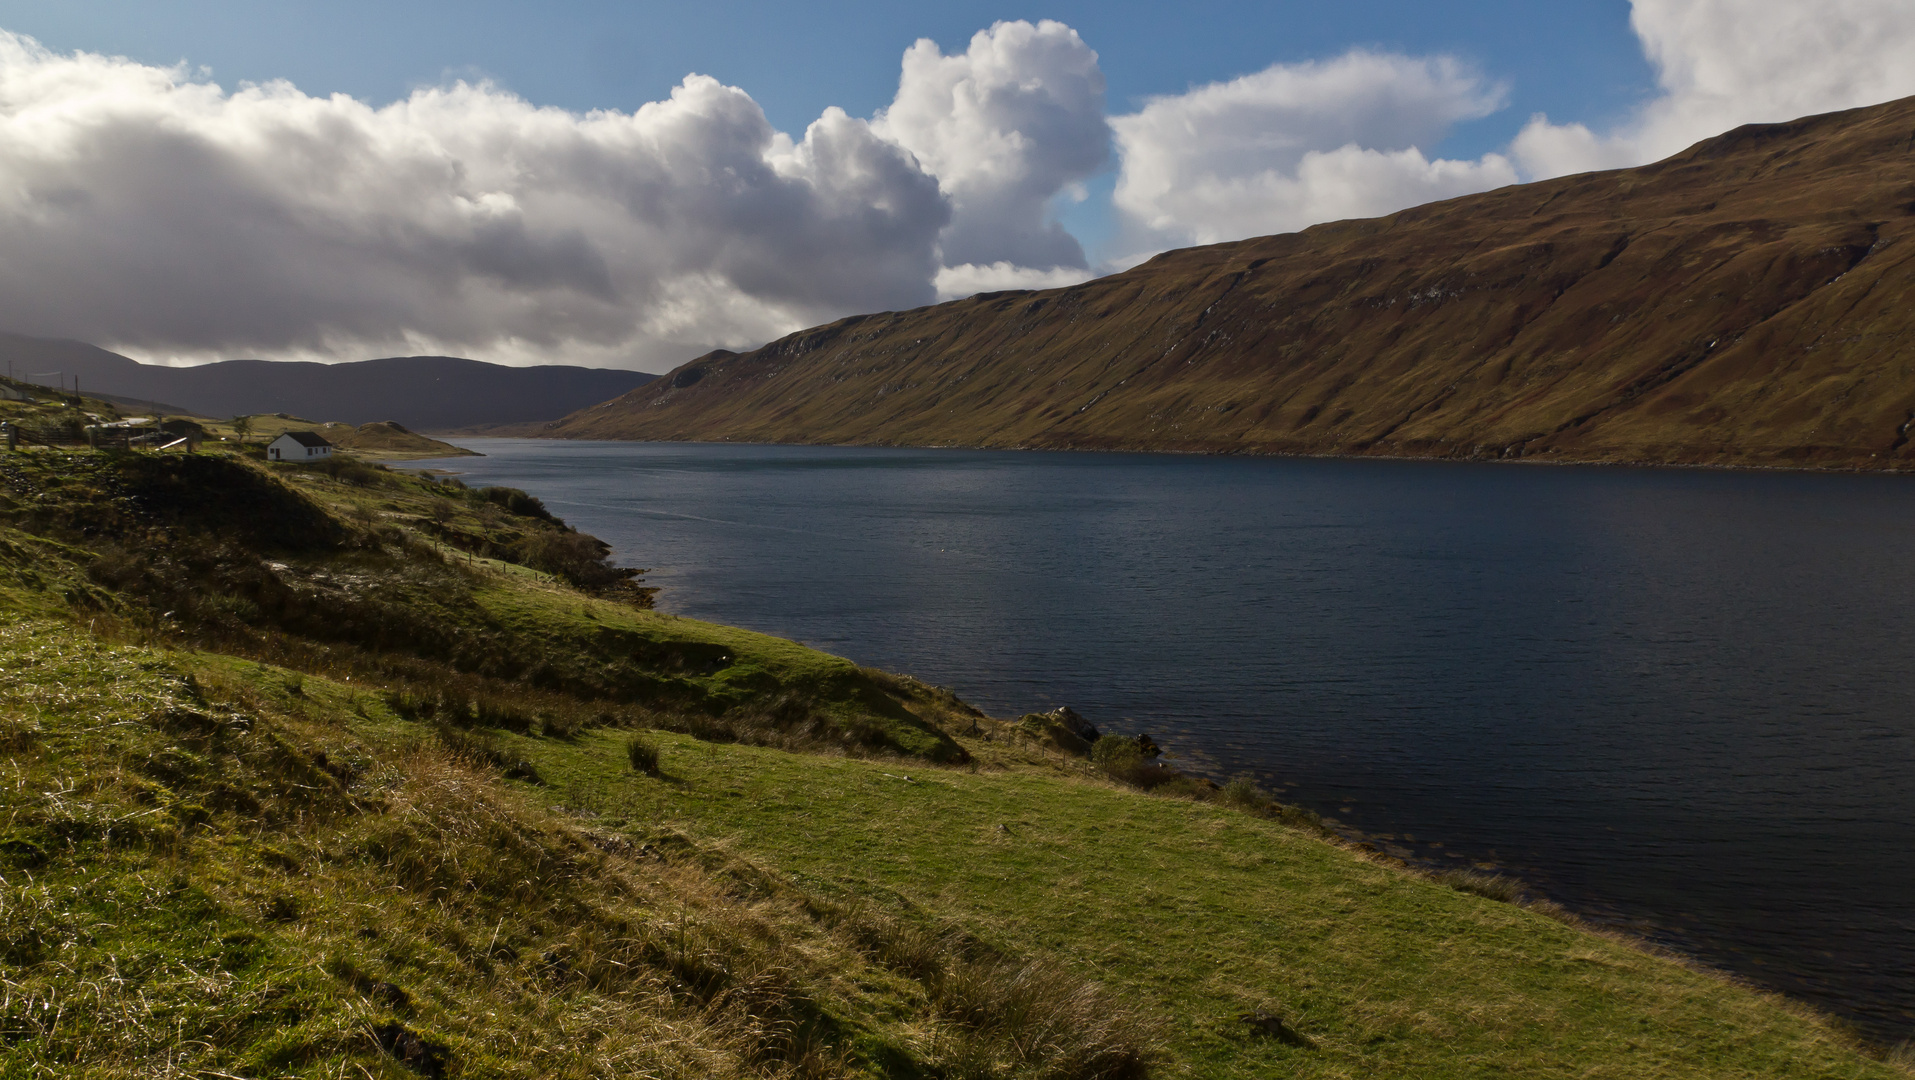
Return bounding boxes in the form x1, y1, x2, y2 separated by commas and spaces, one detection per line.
0, 336, 657, 431
547, 96, 1915, 469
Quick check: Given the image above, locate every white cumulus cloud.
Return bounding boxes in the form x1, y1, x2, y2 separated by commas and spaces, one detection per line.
1110, 50, 1516, 251
1515, 0, 1915, 178
0, 24, 1115, 368
875, 19, 1109, 273
1109, 1, 1915, 258
9, 5, 1910, 366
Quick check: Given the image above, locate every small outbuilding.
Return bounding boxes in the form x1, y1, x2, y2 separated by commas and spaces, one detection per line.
267, 430, 334, 462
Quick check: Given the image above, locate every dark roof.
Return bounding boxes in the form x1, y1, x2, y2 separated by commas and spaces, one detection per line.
276, 430, 333, 448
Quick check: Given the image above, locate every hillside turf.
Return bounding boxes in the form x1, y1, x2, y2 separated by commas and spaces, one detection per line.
0, 439, 1907, 1078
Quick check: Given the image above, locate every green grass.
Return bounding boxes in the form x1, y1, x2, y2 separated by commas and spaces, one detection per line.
0, 444, 1909, 1078
467, 582, 969, 761
495, 729, 1904, 1079
0, 622, 1155, 1078
0, 448, 969, 761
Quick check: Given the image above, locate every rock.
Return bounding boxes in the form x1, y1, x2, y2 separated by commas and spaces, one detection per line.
1046, 706, 1099, 743
1240, 1009, 1313, 1047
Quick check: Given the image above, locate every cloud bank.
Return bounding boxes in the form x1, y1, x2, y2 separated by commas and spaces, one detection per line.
2, 2, 1913, 368
1109, 0, 1915, 260
1514, 0, 1915, 178
1111, 51, 1515, 250
0, 22, 1103, 368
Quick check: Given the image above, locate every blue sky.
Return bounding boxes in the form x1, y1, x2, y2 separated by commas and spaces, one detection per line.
0, 2, 1655, 141
0, 1, 1655, 256
0, 0, 1908, 368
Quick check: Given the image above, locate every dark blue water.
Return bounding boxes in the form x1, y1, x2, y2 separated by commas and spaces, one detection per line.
436, 439, 1915, 1042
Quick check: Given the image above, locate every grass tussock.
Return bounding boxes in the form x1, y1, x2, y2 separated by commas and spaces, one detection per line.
626, 733, 661, 774
829, 907, 1160, 1080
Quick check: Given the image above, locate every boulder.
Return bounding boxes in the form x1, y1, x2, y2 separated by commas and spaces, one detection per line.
1045, 705, 1099, 743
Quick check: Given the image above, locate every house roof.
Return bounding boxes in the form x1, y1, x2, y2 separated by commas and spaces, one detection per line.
274, 430, 333, 448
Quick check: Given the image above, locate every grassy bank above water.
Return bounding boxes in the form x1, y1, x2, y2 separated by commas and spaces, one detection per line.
0, 439, 1907, 1078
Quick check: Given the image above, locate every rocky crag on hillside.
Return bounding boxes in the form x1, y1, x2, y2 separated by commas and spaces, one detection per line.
546, 95, 1915, 470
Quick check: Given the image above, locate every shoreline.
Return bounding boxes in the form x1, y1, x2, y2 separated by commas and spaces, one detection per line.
432, 429, 1915, 478
417, 436, 1915, 1049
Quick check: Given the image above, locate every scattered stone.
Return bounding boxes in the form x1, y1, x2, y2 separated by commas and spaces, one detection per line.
1240, 1009, 1314, 1047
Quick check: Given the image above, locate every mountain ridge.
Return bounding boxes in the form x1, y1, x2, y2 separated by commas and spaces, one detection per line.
0, 334, 657, 431
538, 95, 1915, 470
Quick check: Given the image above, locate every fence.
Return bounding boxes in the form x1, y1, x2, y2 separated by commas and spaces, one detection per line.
1, 422, 198, 452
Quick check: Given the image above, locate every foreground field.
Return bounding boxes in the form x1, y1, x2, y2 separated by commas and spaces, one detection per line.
0, 442, 1906, 1078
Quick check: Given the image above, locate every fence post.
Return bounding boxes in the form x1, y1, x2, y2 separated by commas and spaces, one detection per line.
3, 423, 13, 452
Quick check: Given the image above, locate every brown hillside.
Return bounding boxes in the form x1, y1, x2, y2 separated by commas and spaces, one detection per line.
546, 97, 1915, 469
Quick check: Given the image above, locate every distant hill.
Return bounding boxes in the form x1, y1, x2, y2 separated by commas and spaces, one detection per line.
318, 420, 479, 459
0, 335, 655, 431
543, 95, 1915, 471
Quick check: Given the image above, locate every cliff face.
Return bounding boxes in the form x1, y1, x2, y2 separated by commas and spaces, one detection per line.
546, 97, 1915, 469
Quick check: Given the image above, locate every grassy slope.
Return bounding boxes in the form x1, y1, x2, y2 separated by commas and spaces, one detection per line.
198, 415, 477, 459
512, 731, 1901, 1080
0, 440, 1907, 1077
313, 421, 478, 459
0, 385, 474, 460
545, 96, 1915, 471
0, 622, 1094, 1079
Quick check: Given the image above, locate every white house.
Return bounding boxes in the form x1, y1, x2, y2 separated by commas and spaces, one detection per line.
267, 431, 334, 461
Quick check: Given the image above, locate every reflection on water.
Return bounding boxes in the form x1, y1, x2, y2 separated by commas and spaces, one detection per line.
438, 439, 1915, 1042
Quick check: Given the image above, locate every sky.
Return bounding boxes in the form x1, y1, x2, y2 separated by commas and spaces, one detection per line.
0, 0, 1910, 370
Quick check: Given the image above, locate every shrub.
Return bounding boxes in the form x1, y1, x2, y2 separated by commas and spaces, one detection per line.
1219, 776, 1263, 809
1091, 735, 1143, 773
518, 528, 639, 592
302, 454, 391, 488
478, 486, 559, 523
625, 734, 660, 774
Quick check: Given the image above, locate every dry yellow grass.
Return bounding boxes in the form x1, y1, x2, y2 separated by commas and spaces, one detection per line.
547, 96, 1915, 472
